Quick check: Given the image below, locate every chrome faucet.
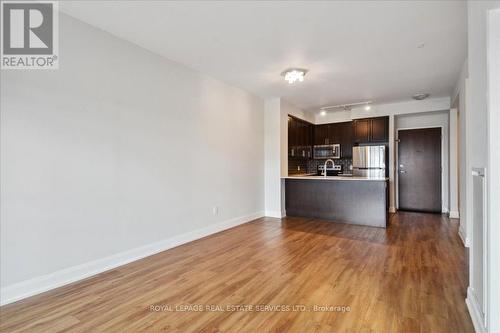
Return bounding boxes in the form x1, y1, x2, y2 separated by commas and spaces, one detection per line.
323, 159, 335, 178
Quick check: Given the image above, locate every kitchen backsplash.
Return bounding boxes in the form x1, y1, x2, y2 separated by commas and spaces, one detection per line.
288, 158, 353, 175
288, 159, 309, 175
307, 158, 353, 175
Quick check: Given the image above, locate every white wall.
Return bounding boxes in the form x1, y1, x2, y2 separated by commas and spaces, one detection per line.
282, 100, 314, 124
263, 98, 309, 217
464, 2, 500, 332
449, 108, 459, 219
264, 99, 282, 217
467, 2, 493, 168
452, 59, 469, 244
0, 14, 265, 303
395, 111, 450, 213
487, 7, 500, 333
314, 97, 451, 124
388, 114, 396, 213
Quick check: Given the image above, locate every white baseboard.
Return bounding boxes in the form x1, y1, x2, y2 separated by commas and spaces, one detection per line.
389, 206, 396, 213
449, 210, 460, 219
466, 287, 486, 333
458, 226, 470, 247
0, 211, 264, 306
264, 210, 284, 218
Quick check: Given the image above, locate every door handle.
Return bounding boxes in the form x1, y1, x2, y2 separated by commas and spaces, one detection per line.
399, 170, 406, 174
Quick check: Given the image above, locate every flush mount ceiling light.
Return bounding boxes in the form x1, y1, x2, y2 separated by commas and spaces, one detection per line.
412, 93, 430, 100
320, 101, 372, 112
281, 68, 308, 84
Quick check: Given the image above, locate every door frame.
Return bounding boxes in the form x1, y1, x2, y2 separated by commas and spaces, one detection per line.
395, 126, 445, 212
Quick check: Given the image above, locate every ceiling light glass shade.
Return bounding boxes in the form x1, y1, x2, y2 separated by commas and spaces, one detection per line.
412, 93, 430, 100
364, 105, 371, 111
320, 110, 326, 116
281, 68, 308, 84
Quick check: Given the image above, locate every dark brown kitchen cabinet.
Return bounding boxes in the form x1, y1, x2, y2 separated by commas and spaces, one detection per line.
313, 121, 353, 158
353, 119, 370, 143
287, 116, 297, 147
370, 117, 388, 142
339, 121, 353, 158
327, 123, 341, 144
296, 120, 304, 146
314, 124, 329, 145
314, 123, 342, 145
288, 115, 313, 159
353, 116, 389, 144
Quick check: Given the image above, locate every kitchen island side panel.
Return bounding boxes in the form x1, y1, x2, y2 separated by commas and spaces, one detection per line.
285, 179, 388, 228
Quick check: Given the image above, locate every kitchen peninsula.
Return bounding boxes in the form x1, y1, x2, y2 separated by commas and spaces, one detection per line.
283, 175, 389, 228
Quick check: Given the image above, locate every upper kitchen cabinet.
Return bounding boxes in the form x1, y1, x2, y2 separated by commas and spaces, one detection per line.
370, 117, 388, 142
353, 116, 389, 144
288, 116, 297, 147
353, 118, 370, 143
327, 123, 341, 144
314, 123, 343, 145
339, 122, 354, 158
288, 115, 313, 159
314, 124, 329, 145
313, 121, 353, 158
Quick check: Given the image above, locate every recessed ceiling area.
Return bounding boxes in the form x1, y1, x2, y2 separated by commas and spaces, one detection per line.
61, 1, 467, 111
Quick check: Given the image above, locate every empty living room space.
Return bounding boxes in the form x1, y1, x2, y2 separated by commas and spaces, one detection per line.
1, 1, 499, 332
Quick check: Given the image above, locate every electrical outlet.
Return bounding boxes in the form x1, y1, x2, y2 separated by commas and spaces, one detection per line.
212, 206, 219, 216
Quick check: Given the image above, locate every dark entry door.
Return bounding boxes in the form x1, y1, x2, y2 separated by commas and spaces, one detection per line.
398, 128, 442, 213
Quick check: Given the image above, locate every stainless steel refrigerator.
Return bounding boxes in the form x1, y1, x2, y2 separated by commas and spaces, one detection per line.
352, 146, 386, 178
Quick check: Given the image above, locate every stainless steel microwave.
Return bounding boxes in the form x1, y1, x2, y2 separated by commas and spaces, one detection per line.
313, 144, 341, 159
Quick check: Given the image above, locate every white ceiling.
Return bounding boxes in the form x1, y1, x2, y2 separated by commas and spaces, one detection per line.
61, 1, 467, 111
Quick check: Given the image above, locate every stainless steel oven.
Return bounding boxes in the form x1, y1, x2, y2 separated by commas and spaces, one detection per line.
313, 144, 340, 159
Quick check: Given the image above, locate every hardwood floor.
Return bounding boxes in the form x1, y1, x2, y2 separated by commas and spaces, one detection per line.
0, 212, 473, 332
